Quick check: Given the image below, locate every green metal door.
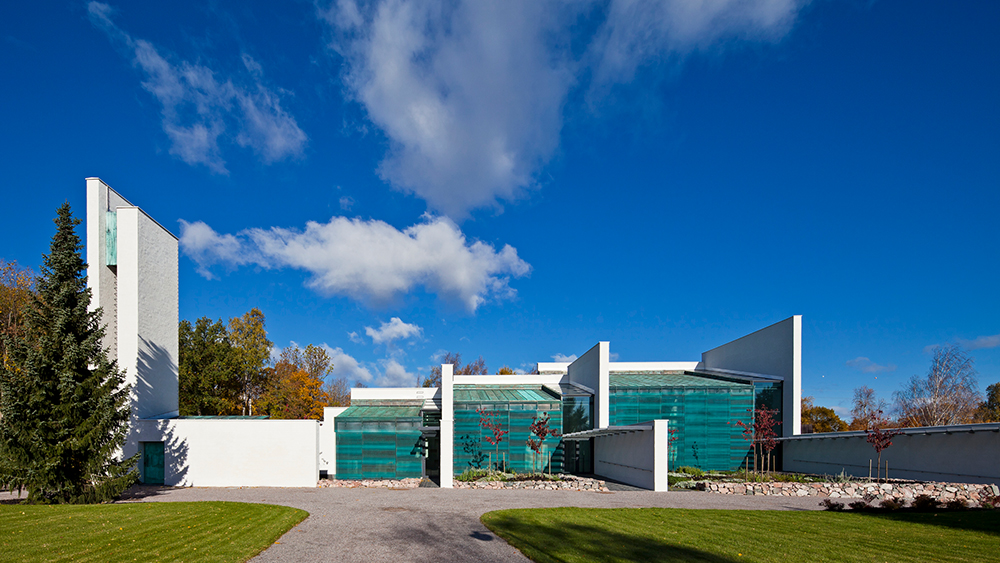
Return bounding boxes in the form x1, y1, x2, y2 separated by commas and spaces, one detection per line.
142, 442, 165, 485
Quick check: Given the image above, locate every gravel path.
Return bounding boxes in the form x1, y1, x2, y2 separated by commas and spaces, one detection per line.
90, 485, 826, 563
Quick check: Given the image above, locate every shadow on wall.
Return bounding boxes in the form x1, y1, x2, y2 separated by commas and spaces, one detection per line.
128, 417, 189, 488
134, 336, 177, 417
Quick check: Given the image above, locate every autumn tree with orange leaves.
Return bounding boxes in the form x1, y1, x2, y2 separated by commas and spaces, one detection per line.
258, 344, 342, 419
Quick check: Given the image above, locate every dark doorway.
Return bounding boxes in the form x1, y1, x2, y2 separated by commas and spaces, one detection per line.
142, 442, 165, 485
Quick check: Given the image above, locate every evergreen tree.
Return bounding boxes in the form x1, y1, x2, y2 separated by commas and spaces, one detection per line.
178, 317, 238, 416
0, 203, 137, 503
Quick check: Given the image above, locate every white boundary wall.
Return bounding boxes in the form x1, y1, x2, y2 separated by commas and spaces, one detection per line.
592, 420, 669, 491
782, 425, 1000, 484
127, 419, 319, 487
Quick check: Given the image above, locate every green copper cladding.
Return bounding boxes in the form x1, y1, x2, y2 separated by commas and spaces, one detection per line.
453, 385, 563, 475
335, 404, 423, 480
609, 371, 758, 470
105, 211, 116, 266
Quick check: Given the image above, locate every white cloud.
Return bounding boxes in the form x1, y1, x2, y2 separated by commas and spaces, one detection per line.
339, 196, 355, 210
319, 344, 417, 387
365, 317, 423, 345
321, 0, 571, 218
846, 357, 897, 374
956, 334, 1000, 351
552, 353, 578, 363
321, 344, 375, 384
588, 0, 803, 87
377, 358, 418, 387
179, 215, 530, 312
347, 331, 363, 344
88, 2, 306, 173
319, 0, 805, 217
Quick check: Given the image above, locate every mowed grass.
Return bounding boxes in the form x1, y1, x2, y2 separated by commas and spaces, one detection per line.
0, 501, 307, 563
481, 507, 1000, 563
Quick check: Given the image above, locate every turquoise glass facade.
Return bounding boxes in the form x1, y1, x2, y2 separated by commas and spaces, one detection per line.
608, 372, 761, 470
562, 395, 594, 473
453, 385, 563, 475
335, 403, 423, 480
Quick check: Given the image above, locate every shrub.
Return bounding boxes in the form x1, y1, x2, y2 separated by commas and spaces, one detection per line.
879, 497, 904, 510
676, 466, 705, 478
945, 498, 968, 511
457, 468, 508, 482
979, 489, 1000, 510
912, 495, 941, 511
819, 499, 845, 511
848, 501, 870, 511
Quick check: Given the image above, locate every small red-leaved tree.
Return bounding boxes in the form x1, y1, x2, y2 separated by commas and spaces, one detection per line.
756, 408, 781, 474
865, 409, 901, 483
667, 425, 680, 465
733, 407, 781, 474
477, 406, 509, 471
528, 413, 560, 475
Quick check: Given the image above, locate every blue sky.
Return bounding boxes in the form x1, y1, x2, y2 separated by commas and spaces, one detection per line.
2, 1, 997, 416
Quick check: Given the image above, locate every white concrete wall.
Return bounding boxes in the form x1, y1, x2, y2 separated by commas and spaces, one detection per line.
351, 387, 440, 401
569, 342, 609, 428
319, 407, 348, 476
117, 207, 179, 419
782, 426, 1000, 485
592, 420, 670, 491
440, 364, 454, 488
609, 361, 700, 372
535, 362, 569, 374
126, 419, 319, 487
453, 374, 565, 386
701, 316, 801, 436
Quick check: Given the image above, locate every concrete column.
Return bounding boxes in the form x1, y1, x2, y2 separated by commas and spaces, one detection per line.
116, 207, 141, 415
440, 364, 454, 489
597, 342, 610, 428
653, 419, 669, 492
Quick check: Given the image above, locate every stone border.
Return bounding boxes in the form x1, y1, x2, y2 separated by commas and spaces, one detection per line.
704, 480, 999, 505
317, 475, 610, 491
319, 478, 422, 489
455, 475, 609, 491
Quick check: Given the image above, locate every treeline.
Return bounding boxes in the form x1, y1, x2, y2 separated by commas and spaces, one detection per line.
0, 259, 35, 360
418, 351, 525, 387
802, 345, 999, 433
179, 309, 351, 419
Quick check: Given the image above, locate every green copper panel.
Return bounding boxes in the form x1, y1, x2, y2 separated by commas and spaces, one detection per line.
454, 387, 563, 475
610, 373, 755, 471
335, 404, 422, 480
105, 211, 117, 266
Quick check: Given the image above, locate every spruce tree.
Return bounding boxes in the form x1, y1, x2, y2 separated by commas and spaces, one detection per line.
0, 203, 137, 503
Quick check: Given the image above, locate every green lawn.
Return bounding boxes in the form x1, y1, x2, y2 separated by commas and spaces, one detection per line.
0, 501, 307, 563
481, 507, 1000, 563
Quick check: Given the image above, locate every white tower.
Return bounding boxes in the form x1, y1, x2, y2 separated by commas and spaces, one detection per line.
86, 178, 179, 420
